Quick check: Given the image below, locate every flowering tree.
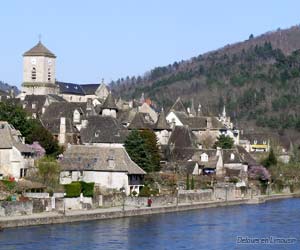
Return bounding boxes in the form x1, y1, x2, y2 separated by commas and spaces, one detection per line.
248, 165, 271, 181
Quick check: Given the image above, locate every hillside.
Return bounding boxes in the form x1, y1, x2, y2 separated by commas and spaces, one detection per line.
110, 25, 300, 134
0, 81, 19, 95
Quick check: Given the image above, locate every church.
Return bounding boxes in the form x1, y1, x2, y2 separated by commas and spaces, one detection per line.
19, 41, 109, 103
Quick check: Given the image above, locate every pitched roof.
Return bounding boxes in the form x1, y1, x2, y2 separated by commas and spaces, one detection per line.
80, 116, 128, 144
155, 109, 170, 130
178, 161, 198, 175
169, 97, 187, 113
222, 149, 243, 164
236, 146, 258, 166
0, 121, 33, 153
23, 41, 56, 58
60, 145, 146, 174
56, 81, 85, 95
23, 95, 47, 115
102, 93, 118, 110
168, 126, 197, 161
128, 112, 155, 130
80, 84, 100, 95
42, 102, 87, 120
180, 116, 224, 130
42, 118, 79, 134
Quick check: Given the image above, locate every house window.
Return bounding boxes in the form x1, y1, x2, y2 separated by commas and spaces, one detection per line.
48, 68, 51, 81
31, 67, 36, 80
20, 168, 27, 178
32, 103, 36, 109
230, 153, 235, 160
254, 140, 257, 144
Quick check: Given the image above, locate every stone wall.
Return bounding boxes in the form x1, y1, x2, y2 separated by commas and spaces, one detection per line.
0, 201, 33, 216
214, 183, 236, 200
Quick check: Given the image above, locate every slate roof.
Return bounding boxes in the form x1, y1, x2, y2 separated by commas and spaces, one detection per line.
42, 118, 79, 134
23, 95, 47, 116
236, 146, 258, 166
80, 116, 128, 144
101, 93, 118, 110
117, 109, 138, 125
0, 121, 33, 153
80, 84, 100, 95
23, 41, 56, 58
128, 112, 155, 130
42, 102, 87, 120
192, 149, 219, 169
168, 126, 198, 161
60, 145, 146, 174
56, 81, 85, 95
180, 117, 224, 130
155, 109, 170, 130
222, 149, 243, 164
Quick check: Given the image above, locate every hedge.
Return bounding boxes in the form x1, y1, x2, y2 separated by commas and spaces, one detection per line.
80, 181, 94, 197
64, 182, 81, 197
64, 181, 95, 198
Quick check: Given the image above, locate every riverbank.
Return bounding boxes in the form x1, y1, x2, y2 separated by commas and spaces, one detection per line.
1, 193, 299, 229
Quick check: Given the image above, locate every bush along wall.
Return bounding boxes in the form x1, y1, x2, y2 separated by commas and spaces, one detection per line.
64, 181, 95, 198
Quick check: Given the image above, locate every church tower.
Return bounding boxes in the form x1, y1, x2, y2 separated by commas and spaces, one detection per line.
21, 41, 59, 95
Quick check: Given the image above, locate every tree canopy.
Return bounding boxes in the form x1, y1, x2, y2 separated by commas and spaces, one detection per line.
214, 134, 234, 149
0, 101, 61, 156
124, 129, 160, 172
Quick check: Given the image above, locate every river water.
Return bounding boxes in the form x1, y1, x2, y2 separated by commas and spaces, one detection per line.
0, 198, 300, 250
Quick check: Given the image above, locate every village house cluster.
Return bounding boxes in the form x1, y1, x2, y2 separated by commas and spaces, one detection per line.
0, 41, 292, 197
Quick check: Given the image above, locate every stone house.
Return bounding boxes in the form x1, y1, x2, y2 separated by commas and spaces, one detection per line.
59, 145, 146, 195
0, 121, 34, 179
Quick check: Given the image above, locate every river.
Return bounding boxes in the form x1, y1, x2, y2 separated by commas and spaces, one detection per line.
0, 198, 300, 250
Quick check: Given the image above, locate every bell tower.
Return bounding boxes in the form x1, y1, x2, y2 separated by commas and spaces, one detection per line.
21, 40, 58, 95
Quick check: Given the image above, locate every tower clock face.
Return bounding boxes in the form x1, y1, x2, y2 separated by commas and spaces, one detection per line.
31, 58, 36, 65
48, 59, 52, 65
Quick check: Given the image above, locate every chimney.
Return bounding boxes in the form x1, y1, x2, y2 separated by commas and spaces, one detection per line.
59, 117, 66, 145
206, 117, 212, 129
216, 147, 222, 157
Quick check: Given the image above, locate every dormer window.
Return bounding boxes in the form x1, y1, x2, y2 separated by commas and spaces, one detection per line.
73, 109, 80, 123
31, 67, 36, 80
263, 140, 267, 144
108, 150, 115, 168
254, 140, 257, 144
230, 153, 235, 160
32, 103, 36, 109
201, 153, 208, 162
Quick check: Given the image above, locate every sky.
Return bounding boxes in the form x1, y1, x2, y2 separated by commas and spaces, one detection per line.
1, 0, 300, 87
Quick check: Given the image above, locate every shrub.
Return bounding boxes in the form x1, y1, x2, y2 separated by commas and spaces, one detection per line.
1, 180, 16, 191
139, 186, 151, 197
64, 182, 81, 197
80, 182, 94, 197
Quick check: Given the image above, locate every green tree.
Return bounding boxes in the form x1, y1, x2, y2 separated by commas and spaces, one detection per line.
140, 129, 161, 171
0, 101, 61, 156
262, 148, 277, 168
124, 130, 152, 172
36, 156, 61, 188
186, 174, 190, 190
191, 176, 195, 190
214, 134, 234, 149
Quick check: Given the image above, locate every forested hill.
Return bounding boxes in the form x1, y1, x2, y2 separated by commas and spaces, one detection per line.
0, 81, 19, 95
110, 25, 300, 133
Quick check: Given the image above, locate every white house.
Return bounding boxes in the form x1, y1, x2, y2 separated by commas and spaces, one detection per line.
59, 145, 146, 195
0, 121, 35, 179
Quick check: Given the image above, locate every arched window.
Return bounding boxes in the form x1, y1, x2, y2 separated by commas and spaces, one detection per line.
31, 67, 36, 80
48, 68, 51, 81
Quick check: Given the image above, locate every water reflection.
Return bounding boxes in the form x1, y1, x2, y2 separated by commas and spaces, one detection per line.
0, 199, 299, 250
